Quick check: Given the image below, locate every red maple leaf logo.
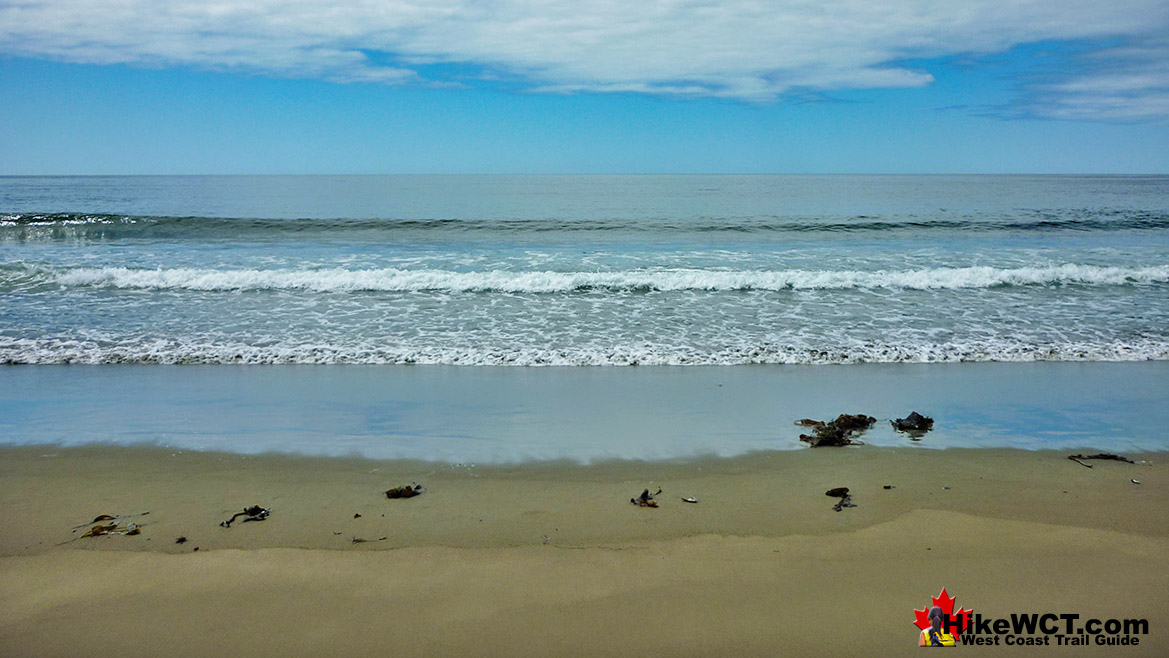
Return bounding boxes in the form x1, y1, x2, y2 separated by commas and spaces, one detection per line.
914, 588, 972, 640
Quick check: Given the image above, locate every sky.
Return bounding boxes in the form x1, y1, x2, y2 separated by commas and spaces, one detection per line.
2, 0, 1168, 174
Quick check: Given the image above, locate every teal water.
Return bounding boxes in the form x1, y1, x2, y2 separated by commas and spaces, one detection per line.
2, 175, 1167, 461
1, 362, 1166, 462
3, 175, 1168, 366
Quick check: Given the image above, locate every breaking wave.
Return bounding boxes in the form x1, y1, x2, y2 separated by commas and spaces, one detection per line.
2, 336, 1167, 366
4, 210, 1169, 238
24, 263, 1169, 293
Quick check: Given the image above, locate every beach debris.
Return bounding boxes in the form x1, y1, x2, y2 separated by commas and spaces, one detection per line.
798, 414, 876, 447
175, 536, 188, 544
351, 536, 388, 544
1067, 453, 1137, 468
883, 485, 895, 490
892, 411, 934, 438
61, 512, 150, 544
385, 483, 425, 499
1132, 479, 1141, 485
70, 511, 150, 530
60, 519, 144, 545
825, 487, 856, 512
219, 505, 270, 528
83, 522, 141, 537
353, 513, 362, 518
631, 488, 662, 507
680, 496, 699, 503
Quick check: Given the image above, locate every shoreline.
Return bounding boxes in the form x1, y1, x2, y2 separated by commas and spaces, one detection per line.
2, 444, 1167, 656
3, 444, 1165, 556
4, 361, 1169, 462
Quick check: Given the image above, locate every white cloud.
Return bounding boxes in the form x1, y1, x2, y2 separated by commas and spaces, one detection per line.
1021, 38, 1169, 121
2, 1, 1168, 116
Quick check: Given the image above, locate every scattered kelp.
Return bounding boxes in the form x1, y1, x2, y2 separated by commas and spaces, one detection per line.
892, 411, 934, 438
351, 536, 388, 544
385, 483, 425, 499
798, 414, 876, 447
825, 487, 856, 512
80, 521, 141, 537
60, 513, 150, 545
631, 488, 662, 507
1068, 453, 1136, 468
220, 505, 270, 527
70, 511, 150, 530
59, 512, 151, 544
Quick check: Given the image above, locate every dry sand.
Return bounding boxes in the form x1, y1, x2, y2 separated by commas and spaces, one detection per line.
2, 445, 1167, 657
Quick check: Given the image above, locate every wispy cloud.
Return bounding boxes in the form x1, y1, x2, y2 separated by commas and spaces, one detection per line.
1020, 37, 1169, 121
2, 1, 1167, 118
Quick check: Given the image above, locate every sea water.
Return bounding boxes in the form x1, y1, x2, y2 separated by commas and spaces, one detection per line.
2, 175, 1167, 461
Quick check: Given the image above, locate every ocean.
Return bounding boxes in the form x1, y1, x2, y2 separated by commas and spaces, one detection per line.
2, 175, 1168, 462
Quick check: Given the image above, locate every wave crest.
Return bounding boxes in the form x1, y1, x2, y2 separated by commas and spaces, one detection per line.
2, 336, 1166, 366
4, 210, 1169, 237
34, 264, 1169, 293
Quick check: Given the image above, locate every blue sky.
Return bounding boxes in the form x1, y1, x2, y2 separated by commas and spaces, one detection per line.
2, 0, 1167, 174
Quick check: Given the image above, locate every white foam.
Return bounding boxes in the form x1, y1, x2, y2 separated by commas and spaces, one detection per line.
3, 335, 1167, 366
47, 264, 1169, 293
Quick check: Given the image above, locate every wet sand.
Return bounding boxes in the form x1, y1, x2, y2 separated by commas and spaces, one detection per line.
2, 445, 1167, 656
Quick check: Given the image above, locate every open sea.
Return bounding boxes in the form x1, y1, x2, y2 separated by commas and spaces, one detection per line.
2, 175, 1168, 462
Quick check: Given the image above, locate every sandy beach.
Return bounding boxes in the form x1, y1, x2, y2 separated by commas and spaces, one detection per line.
2, 444, 1166, 657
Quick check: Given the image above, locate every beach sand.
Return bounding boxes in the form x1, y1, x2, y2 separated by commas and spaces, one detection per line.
2, 445, 1166, 656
